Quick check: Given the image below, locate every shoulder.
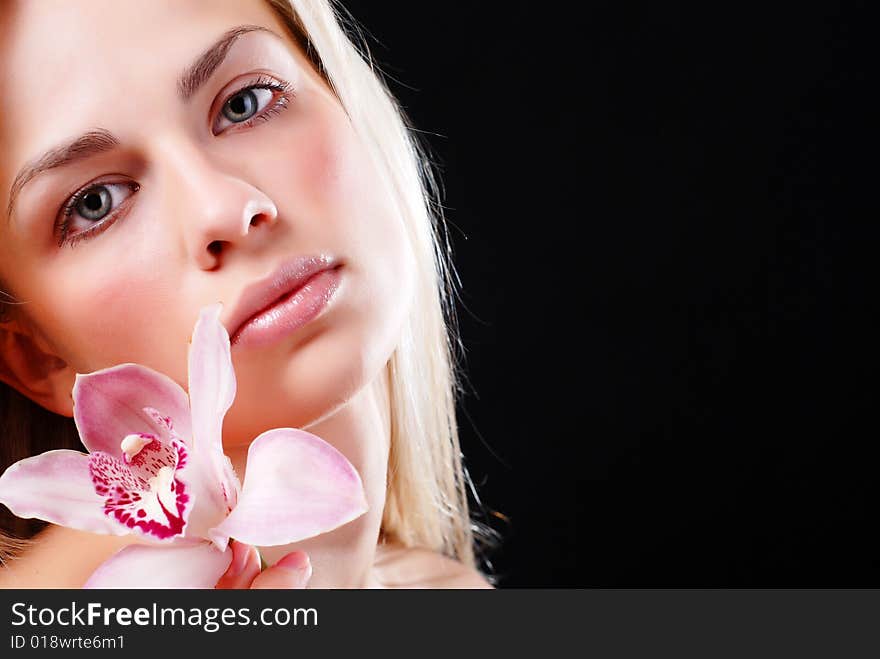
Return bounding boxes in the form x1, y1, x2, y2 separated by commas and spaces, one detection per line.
373, 542, 494, 589
0, 525, 137, 588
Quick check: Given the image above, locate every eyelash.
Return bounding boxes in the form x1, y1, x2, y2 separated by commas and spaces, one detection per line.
213, 75, 294, 134
56, 75, 295, 248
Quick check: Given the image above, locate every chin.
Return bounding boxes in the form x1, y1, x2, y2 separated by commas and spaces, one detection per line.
223, 317, 391, 445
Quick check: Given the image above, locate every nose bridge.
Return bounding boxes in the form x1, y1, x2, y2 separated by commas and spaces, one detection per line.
153, 135, 277, 264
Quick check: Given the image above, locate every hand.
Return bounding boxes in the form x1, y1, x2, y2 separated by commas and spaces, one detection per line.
215, 540, 312, 589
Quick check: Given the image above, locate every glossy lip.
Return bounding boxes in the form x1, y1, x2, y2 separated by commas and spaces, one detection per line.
224, 254, 341, 347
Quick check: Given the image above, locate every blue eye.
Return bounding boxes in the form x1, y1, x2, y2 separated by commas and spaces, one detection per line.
223, 89, 261, 123
75, 186, 112, 221
56, 181, 139, 248
213, 75, 294, 134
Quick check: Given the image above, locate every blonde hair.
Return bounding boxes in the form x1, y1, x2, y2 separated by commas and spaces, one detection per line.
0, 0, 498, 578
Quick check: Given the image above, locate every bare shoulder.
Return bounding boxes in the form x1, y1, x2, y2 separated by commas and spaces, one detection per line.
374, 542, 494, 589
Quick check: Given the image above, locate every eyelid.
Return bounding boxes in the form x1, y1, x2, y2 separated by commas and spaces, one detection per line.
211, 73, 294, 135
55, 179, 139, 248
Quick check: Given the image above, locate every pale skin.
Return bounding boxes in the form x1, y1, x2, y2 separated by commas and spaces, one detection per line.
0, 0, 491, 589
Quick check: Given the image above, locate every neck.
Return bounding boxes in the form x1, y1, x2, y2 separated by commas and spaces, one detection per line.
224, 364, 392, 588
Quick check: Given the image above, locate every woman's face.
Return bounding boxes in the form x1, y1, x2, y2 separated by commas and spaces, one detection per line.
0, 0, 416, 445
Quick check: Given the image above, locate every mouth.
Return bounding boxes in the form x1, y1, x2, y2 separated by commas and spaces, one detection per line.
227, 256, 343, 350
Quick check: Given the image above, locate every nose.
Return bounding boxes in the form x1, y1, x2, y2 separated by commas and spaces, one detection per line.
156, 139, 279, 270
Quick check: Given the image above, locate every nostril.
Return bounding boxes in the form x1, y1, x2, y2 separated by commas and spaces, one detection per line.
208, 240, 223, 256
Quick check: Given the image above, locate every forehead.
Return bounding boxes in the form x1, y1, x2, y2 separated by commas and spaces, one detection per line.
0, 0, 293, 197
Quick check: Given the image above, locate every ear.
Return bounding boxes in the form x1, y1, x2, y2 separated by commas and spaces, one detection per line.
0, 316, 76, 417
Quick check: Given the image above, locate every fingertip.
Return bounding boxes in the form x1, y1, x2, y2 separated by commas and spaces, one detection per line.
250, 552, 312, 589
215, 541, 261, 589
276, 551, 310, 571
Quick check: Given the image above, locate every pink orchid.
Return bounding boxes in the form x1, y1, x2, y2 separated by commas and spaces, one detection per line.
0, 303, 368, 588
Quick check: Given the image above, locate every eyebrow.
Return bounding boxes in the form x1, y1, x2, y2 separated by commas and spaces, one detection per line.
6, 24, 275, 224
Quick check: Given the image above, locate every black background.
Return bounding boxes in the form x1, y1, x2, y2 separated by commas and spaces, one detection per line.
341, 1, 873, 586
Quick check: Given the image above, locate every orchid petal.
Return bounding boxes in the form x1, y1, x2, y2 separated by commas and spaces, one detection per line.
73, 363, 192, 457
210, 428, 368, 548
188, 303, 235, 455
217, 452, 241, 510
187, 303, 240, 510
83, 541, 232, 588
0, 450, 128, 536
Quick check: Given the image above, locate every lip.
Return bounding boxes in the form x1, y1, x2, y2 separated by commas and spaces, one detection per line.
225, 254, 342, 349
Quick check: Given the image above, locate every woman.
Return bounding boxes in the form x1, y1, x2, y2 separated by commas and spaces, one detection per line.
0, 0, 494, 588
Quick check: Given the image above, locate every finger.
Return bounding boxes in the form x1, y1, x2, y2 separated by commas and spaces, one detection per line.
215, 540, 261, 589
250, 551, 312, 589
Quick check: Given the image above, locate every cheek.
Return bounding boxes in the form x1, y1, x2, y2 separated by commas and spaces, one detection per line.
284, 113, 363, 222
272, 104, 417, 318
303, 121, 351, 200
31, 254, 187, 378
312, 116, 412, 270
